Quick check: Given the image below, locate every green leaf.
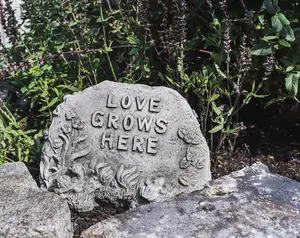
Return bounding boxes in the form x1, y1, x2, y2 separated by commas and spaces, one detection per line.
263, 0, 278, 14
20, 87, 27, 94
209, 124, 223, 134
265, 96, 287, 107
285, 72, 300, 96
262, 35, 278, 41
57, 85, 80, 92
28, 81, 36, 89
252, 93, 269, 98
286, 66, 294, 72
143, 64, 150, 73
251, 40, 273, 56
207, 94, 220, 103
212, 102, 222, 116
226, 107, 234, 117
222, 128, 239, 134
166, 76, 174, 84
47, 97, 60, 107
278, 39, 291, 47
258, 15, 265, 25
214, 63, 227, 79
126, 36, 139, 45
271, 15, 282, 32
277, 13, 290, 26
282, 26, 295, 42
243, 93, 253, 105
128, 48, 139, 56
69, 20, 80, 27
97, 16, 114, 23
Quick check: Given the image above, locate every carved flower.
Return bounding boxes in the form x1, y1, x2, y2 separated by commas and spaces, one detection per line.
53, 105, 61, 116
179, 156, 203, 170
140, 177, 165, 202
178, 127, 202, 145
61, 124, 72, 134
65, 109, 77, 120
69, 163, 86, 181
55, 175, 73, 194
53, 138, 64, 149
72, 119, 85, 130
179, 157, 192, 169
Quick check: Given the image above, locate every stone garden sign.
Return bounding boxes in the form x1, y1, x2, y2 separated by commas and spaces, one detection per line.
40, 81, 211, 211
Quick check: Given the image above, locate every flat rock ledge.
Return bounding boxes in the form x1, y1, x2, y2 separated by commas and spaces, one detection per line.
0, 162, 73, 238
81, 162, 300, 238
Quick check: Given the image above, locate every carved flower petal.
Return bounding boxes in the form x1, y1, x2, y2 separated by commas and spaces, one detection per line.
178, 127, 187, 140
140, 183, 159, 202
53, 138, 64, 149
65, 109, 77, 120
61, 124, 72, 134
178, 176, 189, 186
179, 157, 191, 169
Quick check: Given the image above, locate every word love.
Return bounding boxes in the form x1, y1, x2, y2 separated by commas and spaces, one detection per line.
106, 94, 161, 113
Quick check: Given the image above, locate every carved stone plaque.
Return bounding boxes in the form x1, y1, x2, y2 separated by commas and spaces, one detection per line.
40, 81, 211, 212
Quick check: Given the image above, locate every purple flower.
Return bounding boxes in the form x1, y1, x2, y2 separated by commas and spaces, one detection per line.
38, 56, 44, 65
48, 53, 54, 62
28, 59, 33, 66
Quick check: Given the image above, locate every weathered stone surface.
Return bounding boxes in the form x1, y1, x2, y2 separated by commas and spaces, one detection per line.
81, 163, 300, 238
40, 81, 211, 211
0, 162, 73, 238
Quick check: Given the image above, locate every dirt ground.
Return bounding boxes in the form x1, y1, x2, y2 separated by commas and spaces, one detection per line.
212, 122, 300, 181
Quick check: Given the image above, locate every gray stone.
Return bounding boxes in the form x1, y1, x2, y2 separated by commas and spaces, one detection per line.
81, 163, 300, 238
40, 81, 211, 212
0, 162, 73, 238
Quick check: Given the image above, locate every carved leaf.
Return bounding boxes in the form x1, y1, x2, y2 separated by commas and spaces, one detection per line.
123, 166, 139, 188
70, 146, 92, 161
125, 173, 139, 189
98, 166, 114, 183
75, 134, 88, 144
178, 127, 187, 140
94, 162, 109, 173
116, 164, 125, 188
179, 157, 191, 169
40, 150, 61, 190
116, 165, 139, 190
123, 166, 137, 180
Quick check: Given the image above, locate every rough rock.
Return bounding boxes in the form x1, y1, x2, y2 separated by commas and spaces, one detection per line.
81, 162, 300, 238
40, 81, 211, 212
0, 162, 73, 238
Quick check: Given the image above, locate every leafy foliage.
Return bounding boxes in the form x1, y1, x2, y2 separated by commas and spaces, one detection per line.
0, 0, 300, 164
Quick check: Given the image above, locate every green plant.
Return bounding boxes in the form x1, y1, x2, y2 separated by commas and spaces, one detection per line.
1, 0, 300, 166
0, 99, 38, 164
251, 0, 300, 104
